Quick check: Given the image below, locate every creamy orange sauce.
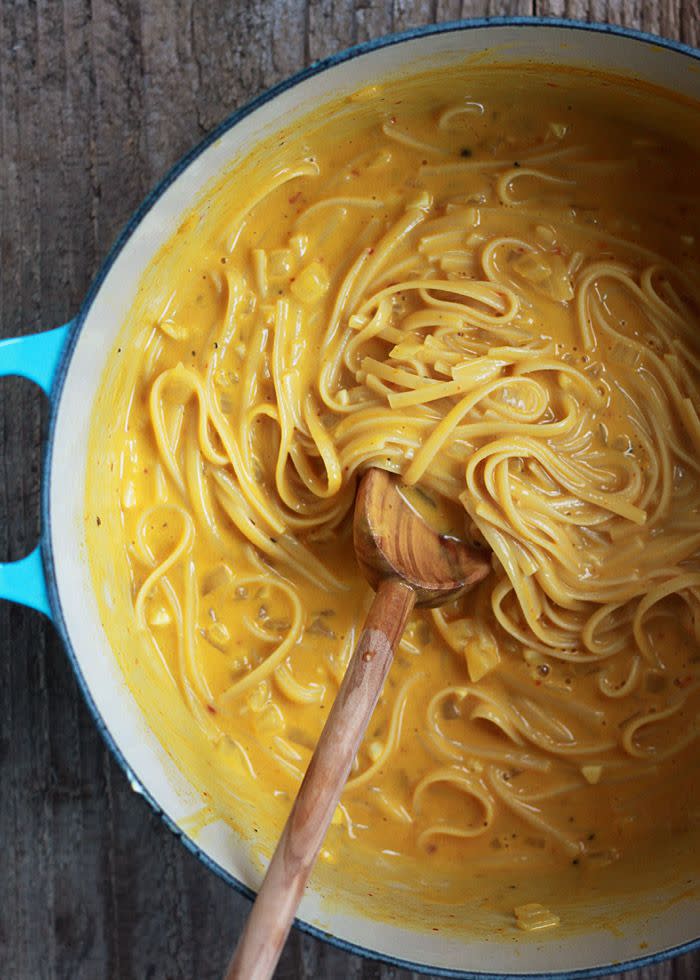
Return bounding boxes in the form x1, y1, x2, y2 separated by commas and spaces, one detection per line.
86, 66, 700, 931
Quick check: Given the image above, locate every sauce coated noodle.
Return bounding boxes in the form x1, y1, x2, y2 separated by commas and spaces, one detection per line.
88, 68, 700, 893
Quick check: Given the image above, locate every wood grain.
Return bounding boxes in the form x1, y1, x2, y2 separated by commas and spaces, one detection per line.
228, 577, 416, 980
1, 3, 698, 978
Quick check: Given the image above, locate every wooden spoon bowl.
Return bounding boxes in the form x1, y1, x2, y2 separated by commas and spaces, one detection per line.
355, 467, 490, 605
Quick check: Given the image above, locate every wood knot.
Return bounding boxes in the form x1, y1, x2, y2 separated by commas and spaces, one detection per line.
358, 628, 392, 666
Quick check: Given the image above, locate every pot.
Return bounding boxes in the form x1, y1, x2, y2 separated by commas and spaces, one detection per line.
1, 18, 699, 978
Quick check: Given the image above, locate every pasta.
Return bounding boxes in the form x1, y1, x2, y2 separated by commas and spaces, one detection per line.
87, 66, 700, 899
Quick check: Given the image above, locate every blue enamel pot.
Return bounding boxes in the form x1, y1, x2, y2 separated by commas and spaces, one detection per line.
1, 19, 698, 978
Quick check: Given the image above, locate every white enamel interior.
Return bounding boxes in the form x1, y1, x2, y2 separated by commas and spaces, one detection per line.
49, 23, 700, 975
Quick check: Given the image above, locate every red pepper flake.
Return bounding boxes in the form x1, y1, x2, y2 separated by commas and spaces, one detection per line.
351, 168, 360, 176
675, 675, 693, 688
288, 191, 301, 204
206, 704, 217, 714
367, 247, 375, 255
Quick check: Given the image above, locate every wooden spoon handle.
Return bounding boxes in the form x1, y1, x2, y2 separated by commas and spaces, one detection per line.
224, 578, 416, 980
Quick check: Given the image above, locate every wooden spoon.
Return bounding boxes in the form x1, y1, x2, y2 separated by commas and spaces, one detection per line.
225, 467, 491, 980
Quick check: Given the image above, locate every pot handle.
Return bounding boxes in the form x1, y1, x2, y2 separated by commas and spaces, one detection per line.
0, 321, 75, 618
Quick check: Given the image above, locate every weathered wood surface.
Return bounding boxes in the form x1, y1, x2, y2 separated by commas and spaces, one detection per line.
1, 2, 699, 978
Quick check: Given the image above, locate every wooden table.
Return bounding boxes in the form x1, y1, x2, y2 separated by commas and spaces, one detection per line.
1, 3, 699, 978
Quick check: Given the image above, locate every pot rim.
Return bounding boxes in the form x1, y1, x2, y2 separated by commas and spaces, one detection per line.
41, 17, 700, 978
